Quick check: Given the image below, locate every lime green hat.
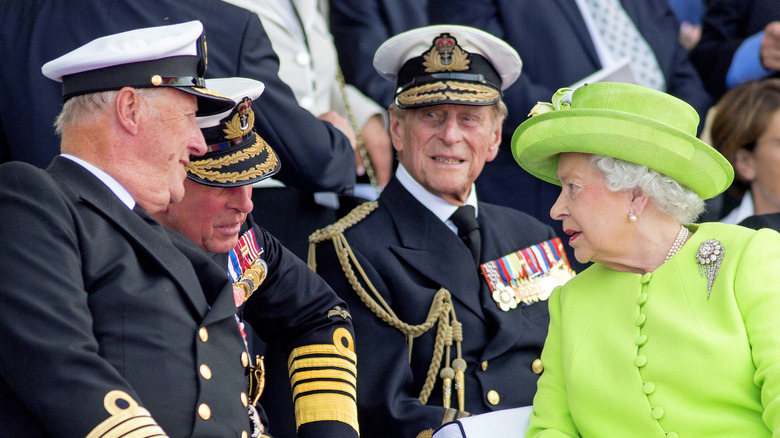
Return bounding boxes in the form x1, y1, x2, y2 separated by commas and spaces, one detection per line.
511, 82, 733, 200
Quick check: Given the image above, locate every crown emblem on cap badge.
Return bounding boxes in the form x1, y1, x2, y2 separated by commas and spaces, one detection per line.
223, 97, 255, 141
423, 33, 470, 73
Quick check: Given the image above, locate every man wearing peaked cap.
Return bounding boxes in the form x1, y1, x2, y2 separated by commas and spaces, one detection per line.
0, 23, 275, 437
42, 20, 234, 116
373, 24, 522, 109
152, 77, 359, 438
310, 25, 570, 438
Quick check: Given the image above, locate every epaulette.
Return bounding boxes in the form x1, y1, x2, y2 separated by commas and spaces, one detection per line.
307, 201, 378, 270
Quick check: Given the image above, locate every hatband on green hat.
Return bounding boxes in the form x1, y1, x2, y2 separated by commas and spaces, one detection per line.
511, 82, 733, 200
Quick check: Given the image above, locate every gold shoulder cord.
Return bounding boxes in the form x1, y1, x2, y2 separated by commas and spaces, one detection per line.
308, 202, 467, 411
336, 66, 380, 196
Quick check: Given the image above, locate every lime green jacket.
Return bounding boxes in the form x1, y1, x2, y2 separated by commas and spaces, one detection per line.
527, 223, 780, 437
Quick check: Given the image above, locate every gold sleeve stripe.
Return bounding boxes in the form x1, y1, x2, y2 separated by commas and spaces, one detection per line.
294, 392, 359, 433
289, 368, 356, 387
288, 345, 357, 368
291, 380, 357, 399
288, 328, 356, 368
288, 356, 357, 375
87, 390, 169, 438
100, 422, 168, 438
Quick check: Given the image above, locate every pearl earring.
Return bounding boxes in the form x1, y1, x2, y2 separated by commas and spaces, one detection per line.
628, 213, 637, 223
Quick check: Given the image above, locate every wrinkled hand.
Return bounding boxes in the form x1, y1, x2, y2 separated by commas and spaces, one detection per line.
359, 115, 393, 187
761, 21, 780, 71
318, 111, 357, 151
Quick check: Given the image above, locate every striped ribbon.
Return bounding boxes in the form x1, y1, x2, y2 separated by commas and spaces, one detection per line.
480, 237, 572, 294
228, 228, 265, 282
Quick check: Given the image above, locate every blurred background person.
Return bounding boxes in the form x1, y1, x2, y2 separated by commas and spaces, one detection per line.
690, 0, 780, 101
513, 82, 780, 437
709, 79, 780, 225
667, 0, 705, 50
330, 0, 429, 108
223, 0, 394, 259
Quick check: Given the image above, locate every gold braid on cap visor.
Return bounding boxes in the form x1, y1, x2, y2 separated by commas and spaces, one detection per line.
186, 135, 279, 184
396, 80, 499, 106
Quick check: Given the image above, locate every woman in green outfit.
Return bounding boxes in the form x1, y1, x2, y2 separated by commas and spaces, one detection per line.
512, 82, 780, 437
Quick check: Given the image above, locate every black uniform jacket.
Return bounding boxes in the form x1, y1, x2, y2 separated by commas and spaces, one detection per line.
0, 157, 252, 437
314, 178, 557, 438
222, 215, 360, 438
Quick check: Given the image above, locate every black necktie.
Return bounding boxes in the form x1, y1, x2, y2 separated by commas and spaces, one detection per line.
449, 205, 481, 266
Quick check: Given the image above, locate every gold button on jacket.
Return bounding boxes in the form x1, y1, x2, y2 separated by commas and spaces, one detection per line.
487, 390, 500, 405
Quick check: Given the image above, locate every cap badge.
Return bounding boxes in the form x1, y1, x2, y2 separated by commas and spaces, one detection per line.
423, 33, 470, 73
223, 97, 255, 140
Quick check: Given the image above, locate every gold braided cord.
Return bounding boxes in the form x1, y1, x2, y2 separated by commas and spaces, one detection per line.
336, 67, 379, 194
308, 202, 466, 406
308, 201, 379, 271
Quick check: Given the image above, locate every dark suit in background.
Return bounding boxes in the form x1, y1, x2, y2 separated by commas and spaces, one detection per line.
313, 178, 556, 438
740, 213, 780, 233
330, 0, 429, 108
0, 158, 250, 436
428, 0, 713, 271
689, 0, 780, 101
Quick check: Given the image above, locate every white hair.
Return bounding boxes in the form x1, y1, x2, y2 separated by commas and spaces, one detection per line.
54, 88, 162, 136
591, 155, 705, 224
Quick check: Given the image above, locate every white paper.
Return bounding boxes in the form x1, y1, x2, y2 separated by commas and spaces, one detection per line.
432, 406, 533, 438
569, 57, 636, 90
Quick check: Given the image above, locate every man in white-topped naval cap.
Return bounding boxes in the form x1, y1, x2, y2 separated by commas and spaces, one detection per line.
152, 77, 360, 438
0, 21, 276, 438
310, 25, 569, 438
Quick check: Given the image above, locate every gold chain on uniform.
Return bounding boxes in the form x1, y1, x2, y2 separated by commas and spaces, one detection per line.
308, 202, 467, 410
336, 66, 380, 195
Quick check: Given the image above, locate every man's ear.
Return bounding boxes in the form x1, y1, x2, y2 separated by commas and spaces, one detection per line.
389, 111, 405, 154
485, 124, 502, 162
115, 87, 141, 135
734, 148, 756, 182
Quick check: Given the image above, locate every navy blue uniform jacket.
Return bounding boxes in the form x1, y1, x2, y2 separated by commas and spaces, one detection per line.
0, 158, 250, 436
314, 178, 557, 438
